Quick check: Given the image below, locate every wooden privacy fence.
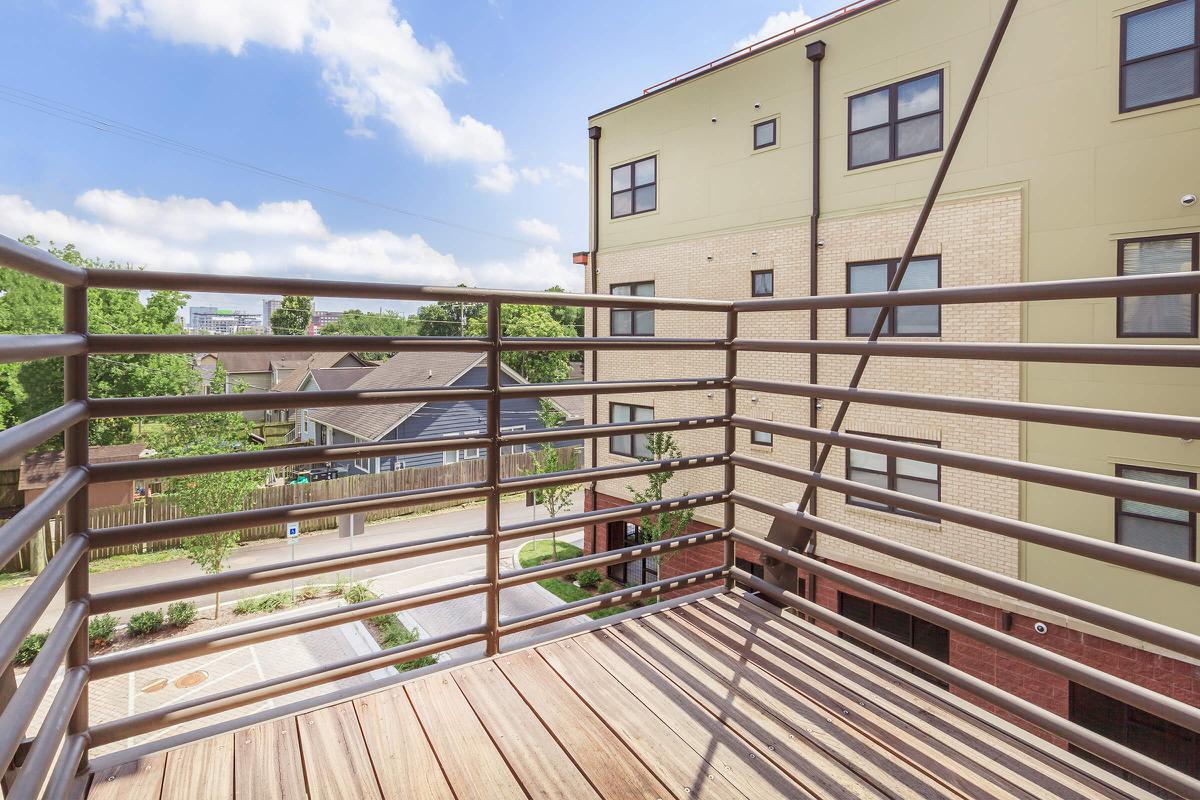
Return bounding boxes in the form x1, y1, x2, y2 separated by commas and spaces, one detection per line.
0, 445, 580, 572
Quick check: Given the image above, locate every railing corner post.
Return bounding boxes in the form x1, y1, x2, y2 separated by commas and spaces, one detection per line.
485, 300, 502, 656
723, 309, 738, 590
63, 284, 90, 772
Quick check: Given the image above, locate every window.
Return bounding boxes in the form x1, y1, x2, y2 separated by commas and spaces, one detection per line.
606, 521, 659, 585
751, 429, 773, 446
846, 432, 940, 520
1120, 0, 1199, 113
1070, 682, 1199, 797
847, 257, 941, 336
611, 281, 655, 336
734, 557, 765, 592
753, 119, 777, 149
838, 592, 950, 688
610, 403, 653, 458
751, 269, 774, 297
848, 71, 943, 169
500, 425, 526, 456
1116, 465, 1196, 560
611, 156, 656, 218
1117, 234, 1198, 337
444, 430, 483, 464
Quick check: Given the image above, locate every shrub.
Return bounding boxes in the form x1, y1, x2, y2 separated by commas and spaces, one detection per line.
597, 580, 615, 595
128, 610, 164, 636
330, 574, 350, 596
15, 632, 48, 666
369, 613, 437, 673
297, 584, 320, 601
576, 569, 602, 589
342, 581, 378, 605
233, 592, 290, 615
167, 601, 196, 628
88, 614, 119, 646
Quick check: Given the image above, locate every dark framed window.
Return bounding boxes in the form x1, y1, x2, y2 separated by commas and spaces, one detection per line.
609, 402, 653, 458
837, 592, 950, 688
846, 432, 940, 520
750, 429, 773, 446
610, 281, 655, 336
1119, 0, 1199, 113
753, 118, 778, 149
848, 70, 943, 169
733, 557, 764, 592
606, 521, 659, 585
611, 156, 657, 218
846, 257, 941, 336
1116, 465, 1196, 560
751, 269, 774, 297
1117, 234, 1198, 337
1070, 682, 1199, 796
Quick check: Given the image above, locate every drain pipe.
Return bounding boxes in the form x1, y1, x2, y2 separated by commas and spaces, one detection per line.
587, 125, 602, 553
804, 40, 825, 609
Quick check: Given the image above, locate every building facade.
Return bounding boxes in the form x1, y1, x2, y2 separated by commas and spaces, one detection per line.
581, 0, 1199, 786
189, 308, 263, 335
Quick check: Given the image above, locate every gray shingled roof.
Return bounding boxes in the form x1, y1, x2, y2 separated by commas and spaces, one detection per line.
210, 350, 316, 376
271, 352, 368, 394
310, 367, 376, 391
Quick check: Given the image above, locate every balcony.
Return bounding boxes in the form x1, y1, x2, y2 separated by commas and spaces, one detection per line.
1, 231, 1198, 800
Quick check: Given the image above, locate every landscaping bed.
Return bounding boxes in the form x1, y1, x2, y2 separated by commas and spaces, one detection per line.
517, 539, 651, 620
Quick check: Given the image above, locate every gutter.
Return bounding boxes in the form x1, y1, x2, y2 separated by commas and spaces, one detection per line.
804, 40, 826, 608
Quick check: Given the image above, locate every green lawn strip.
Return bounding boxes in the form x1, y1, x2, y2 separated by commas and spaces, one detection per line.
516, 539, 641, 620
0, 546, 191, 590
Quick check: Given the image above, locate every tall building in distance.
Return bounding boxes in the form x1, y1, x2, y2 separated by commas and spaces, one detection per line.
262, 299, 283, 329
188, 308, 262, 335
309, 309, 343, 333
580, 0, 1199, 782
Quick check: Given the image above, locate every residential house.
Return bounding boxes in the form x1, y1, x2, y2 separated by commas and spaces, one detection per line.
19, 443, 148, 509
196, 350, 336, 421
580, 0, 1200, 779
269, 351, 375, 439
306, 351, 583, 474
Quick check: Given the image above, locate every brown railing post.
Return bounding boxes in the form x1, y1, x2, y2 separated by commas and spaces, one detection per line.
485, 299, 502, 655
63, 284, 90, 769
723, 309, 737, 588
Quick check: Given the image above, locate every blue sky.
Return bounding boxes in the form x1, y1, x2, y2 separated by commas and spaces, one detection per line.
0, 1, 845, 314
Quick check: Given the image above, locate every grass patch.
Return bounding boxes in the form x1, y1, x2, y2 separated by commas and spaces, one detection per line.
369, 613, 438, 673
516, 539, 646, 620
0, 546, 190, 591
233, 591, 291, 615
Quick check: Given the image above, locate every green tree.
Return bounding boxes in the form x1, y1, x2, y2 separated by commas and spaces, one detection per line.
270, 295, 313, 335
464, 304, 576, 383
522, 400, 580, 560
626, 432, 693, 562
414, 287, 484, 336
544, 286, 584, 333
320, 309, 418, 359
149, 380, 265, 618
1, 237, 196, 446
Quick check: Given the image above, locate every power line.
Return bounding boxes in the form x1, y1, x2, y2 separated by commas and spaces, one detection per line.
0, 83, 543, 248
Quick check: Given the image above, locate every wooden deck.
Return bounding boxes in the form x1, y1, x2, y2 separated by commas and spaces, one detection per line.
86, 592, 1152, 800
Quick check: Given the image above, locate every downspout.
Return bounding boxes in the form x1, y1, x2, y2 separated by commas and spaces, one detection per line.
588, 125, 602, 554
804, 40, 826, 608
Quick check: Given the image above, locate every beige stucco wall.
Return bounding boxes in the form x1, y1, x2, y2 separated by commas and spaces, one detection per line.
586, 0, 1200, 633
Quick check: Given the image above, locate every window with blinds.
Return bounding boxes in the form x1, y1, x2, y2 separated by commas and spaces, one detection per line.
1116, 465, 1196, 560
1117, 234, 1198, 337
1120, 0, 1199, 112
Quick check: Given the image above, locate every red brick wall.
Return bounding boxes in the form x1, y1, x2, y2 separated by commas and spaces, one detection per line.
586, 489, 1200, 746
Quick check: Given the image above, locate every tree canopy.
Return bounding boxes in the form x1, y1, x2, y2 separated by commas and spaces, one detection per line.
414, 287, 484, 336
0, 237, 197, 445
320, 309, 418, 359
270, 295, 313, 335
464, 303, 576, 383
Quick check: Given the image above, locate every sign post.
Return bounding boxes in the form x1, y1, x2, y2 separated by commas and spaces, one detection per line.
286, 522, 300, 602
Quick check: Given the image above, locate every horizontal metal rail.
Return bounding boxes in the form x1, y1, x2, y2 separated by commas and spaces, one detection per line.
4, 665, 88, 800
733, 553, 1200, 735
728, 506, 1200, 661
500, 453, 728, 493
90, 577, 489, 678
86, 268, 733, 311
88, 386, 492, 417
88, 334, 491, 354
0, 402, 87, 463
730, 573, 1200, 800
498, 528, 729, 588
498, 567, 727, 636
732, 454, 1200, 586
499, 490, 728, 541
88, 481, 490, 549
87, 626, 490, 747
0, 467, 87, 568
733, 377, 1200, 439
499, 415, 728, 446
0, 333, 87, 364
0, 233, 87, 286
0, 535, 87, 670
732, 269, 1200, 312
0, 600, 88, 776
501, 337, 727, 351
732, 416, 1200, 511
500, 377, 727, 399
91, 528, 491, 613
88, 434, 493, 482
732, 338, 1200, 367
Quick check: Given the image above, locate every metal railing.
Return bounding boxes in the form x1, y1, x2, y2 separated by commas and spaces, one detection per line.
0, 228, 1199, 799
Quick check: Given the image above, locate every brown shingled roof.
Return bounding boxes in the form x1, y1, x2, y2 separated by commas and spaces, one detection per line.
209, 351, 316, 376
20, 443, 148, 490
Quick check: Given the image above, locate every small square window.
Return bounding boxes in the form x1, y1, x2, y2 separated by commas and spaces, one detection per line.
1117, 234, 1198, 337
751, 429, 773, 446
751, 269, 774, 297
611, 156, 657, 218
753, 119, 777, 150
1120, 0, 1199, 112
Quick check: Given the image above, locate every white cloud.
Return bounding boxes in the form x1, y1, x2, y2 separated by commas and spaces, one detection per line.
0, 190, 583, 295
519, 166, 551, 185
516, 218, 560, 243
90, 0, 508, 164
475, 163, 519, 194
475, 162, 587, 194
732, 5, 811, 50
557, 162, 587, 182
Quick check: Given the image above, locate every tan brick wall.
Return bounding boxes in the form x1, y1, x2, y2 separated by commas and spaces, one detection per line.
587, 188, 1023, 588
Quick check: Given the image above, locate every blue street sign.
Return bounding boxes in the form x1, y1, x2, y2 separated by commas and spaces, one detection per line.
286, 522, 300, 540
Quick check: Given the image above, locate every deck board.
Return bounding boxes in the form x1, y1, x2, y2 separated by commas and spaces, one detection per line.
86, 592, 1153, 800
